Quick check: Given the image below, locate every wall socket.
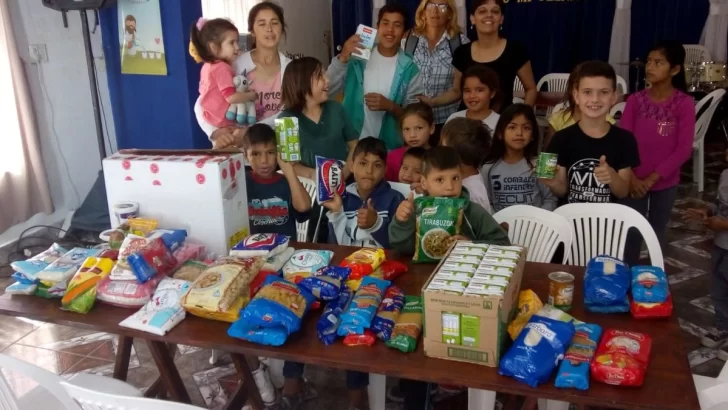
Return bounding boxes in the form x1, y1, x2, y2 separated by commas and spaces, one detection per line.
29, 44, 48, 64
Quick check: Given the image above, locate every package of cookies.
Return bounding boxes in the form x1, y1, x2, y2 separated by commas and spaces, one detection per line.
182, 256, 263, 312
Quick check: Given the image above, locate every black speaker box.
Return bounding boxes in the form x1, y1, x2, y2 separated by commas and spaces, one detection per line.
42, 0, 116, 11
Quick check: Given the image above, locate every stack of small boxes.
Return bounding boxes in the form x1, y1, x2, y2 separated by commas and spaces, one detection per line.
425, 242, 524, 348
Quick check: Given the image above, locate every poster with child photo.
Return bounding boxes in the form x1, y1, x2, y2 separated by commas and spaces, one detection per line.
118, 0, 167, 75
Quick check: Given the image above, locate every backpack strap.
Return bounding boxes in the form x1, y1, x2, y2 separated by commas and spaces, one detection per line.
448, 34, 462, 56
404, 34, 419, 56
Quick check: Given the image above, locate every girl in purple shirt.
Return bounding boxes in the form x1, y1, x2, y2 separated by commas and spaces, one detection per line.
621, 41, 695, 262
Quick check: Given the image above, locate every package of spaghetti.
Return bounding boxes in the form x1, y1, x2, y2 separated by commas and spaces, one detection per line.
386, 296, 423, 353
61, 257, 115, 314
317, 285, 353, 345
371, 286, 405, 341
555, 323, 603, 390
240, 276, 315, 335
339, 248, 386, 280
337, 276, 390, 336
299, 266, 351, 301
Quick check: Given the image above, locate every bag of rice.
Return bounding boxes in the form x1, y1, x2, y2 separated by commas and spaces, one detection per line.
508, 290, 544, 340
631, 266, 669, 303
591, 329, 652, 387
263, 247, 295, 272
61, 257, 115, 314
230, 233, 290, 258
339, 248, 386, 280
173, 260, 210, 282
96, 274, 163, 308
11, 243, 68, 280
110, 235, 151, 281
338, 276, 391, 336
228, 320, 290, 347
317, 285, 353, 345
183, 256, 263, 312
282, 250, 333, 283
36, 248, 100, 284
413, 197, 466, 263
371, 286, 405, 341
386, 296, 423, 353
119, 278, 190, 336
498, 315, 575, 387
555, 323, 603, 390
5, 282, 37, 295
237, 276, 315, 335
584, 256, 630, 306
299, 266, 351, 301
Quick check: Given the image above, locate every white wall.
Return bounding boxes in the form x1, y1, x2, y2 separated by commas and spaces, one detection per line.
0, 0, 116, 245
278, 0, 333, 63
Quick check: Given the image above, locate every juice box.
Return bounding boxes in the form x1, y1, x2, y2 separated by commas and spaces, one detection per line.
275, 117, 300, 162
442, 312, 461, 345
352, 24, 377, 60
461, 314, 480, 347
536, 152, 558, 179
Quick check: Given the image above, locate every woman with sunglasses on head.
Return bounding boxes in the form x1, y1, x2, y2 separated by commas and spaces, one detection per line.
406, 0, 470, 145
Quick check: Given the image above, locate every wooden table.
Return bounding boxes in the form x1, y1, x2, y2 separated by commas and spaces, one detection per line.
0, 243, 699, 410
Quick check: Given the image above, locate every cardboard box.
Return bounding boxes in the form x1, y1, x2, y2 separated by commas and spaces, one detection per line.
423, 243, 527, 367
103, 149, 250, 257
275, 117, 301, 162
352, 24, 377, 60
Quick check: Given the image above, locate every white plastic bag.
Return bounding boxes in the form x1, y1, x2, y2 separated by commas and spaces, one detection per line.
11, 243, 68, 280
36, 248, 100, 283
119, 278, 190, 336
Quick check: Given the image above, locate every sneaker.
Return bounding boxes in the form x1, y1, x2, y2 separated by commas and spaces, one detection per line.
719, 342, 728, 361
701, 330, 728, 348
252, 364, 277, 405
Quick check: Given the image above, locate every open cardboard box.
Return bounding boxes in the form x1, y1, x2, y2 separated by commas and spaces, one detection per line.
422, 242, 527, 367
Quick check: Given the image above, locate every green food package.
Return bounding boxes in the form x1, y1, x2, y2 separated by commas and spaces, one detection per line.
413, 197, 467, 263
386, 296, 423, 353
275, 117, 301, 162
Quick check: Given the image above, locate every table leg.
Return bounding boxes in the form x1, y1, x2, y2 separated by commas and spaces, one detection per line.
468, 388, 496, 410
368, 374, 386, 410
143, 377, 165, 398
227, 353, 264, 410
540, 398, 569, 410
113, 336, 133, 381
146, 340, 191, 403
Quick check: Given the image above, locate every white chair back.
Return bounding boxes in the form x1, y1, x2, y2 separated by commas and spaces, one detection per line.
0, 354, 80, 410
684, 44, 711, 64
513, 77, 524, 92
492, 205, 572, 263
616, 75, 628, 94
536, 73, 570, 93
610, 102, 626, 119
694, 360, 728, 410
554, 203, 664, 268
60, 380, 205, 410
696, 89, 726, 145
296, 176, 317, 242
388, 182, 423, 199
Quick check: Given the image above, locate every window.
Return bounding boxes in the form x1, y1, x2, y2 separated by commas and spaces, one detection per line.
200, 0, 262, 33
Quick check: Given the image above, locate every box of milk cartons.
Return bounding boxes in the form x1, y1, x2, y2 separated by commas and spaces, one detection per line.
352, 24, 377, 60
275, 117, 300, 162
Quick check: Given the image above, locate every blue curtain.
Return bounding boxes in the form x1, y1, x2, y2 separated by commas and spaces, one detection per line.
630, 0, 708, 61
387, 0, 421, 30
332, 0, 373, 53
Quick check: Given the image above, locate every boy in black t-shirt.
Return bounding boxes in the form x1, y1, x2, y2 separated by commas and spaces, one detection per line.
244, 124, 311, 238
543, 61, 640, 203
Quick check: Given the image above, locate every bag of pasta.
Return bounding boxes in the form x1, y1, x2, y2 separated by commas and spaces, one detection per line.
414, 197, 466, 263
240, 276, 315, 334
386, 296, 423, 353
371, 286, 405, 341
337, 276, 390, 336
182, 256, 263, 313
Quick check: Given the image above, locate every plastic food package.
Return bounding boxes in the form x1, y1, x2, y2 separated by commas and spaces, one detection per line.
371, 286, 405, 341
61, 257, 115, 314
339, 249, 386, 280
585, 297, 630, 314
157, 229, 188, 253
263, 247, 295, 272
584, 256, 630, 306
631, 266, 669, 303
338, 276, 391, 336
376, 260, 408, 282
316, 156, 345, 204
282, 250, 333, 283
110, 235, 151, 281
230, 234, 290, 258
119, 278, 190, 336
183, 256, 264, 312
343, 329, 377, 347
127, 238, 177, 283
498, 315, 576, 387
239, 276, 315, 335
36, 248, 101, 284
186, 296, 248, 322
11, 243, 68, 280
508, 290, 544, 340
555, 323, 603, 390
413, 197, 467, 263
386, 296, 423, 353
172, 242, 206, 267
228, 321, 290, 347
11, 272, 36, 285
34, 282, 64, 299
317, 285, 353, 345
173, 260, 210, 282
591, 329, 652, 387
96, 274, 164, 308
630, 294, 673, 319
97, 249, 119, 261
128, 217, 158, 237
249, 270, 280, 297
5, 282, 37, 295
535, 304, 576, 323
299, 266, 351, 301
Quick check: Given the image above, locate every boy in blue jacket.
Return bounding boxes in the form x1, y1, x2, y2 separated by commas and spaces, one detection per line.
323, 137, 404, 248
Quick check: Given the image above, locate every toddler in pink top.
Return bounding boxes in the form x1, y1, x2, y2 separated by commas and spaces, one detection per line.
190, 18, 257, 128
386, 103, 433, 190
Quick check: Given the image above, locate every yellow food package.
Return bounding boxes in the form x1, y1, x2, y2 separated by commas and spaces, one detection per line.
182, 256, 263, 312
128, 217, 159, 237
339, 248, 386, 280
61, 257, 115, 314
507, 289, 544, 340
185, 296, 249, 322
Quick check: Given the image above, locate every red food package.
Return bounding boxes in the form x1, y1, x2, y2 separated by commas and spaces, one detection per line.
343, 329, 376, 347
98, 249, 119, 261
127, 238, 177, 282
630, 294, 673, 319
249, 270, 279, 297
379, 260, 407, 281
590, 329, 652, 387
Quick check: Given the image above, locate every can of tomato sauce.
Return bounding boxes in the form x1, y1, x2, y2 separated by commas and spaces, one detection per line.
548, 271, 575, 311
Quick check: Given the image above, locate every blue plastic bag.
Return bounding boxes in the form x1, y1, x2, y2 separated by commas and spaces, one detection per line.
228, 320, 289, 347
240, 276, 315, 335
316, 156, 345, 204
585, 296, 630, 313
499, 315, 575, 387
631, 266, 669, 303
338, 276, 391, 336
555, 323, 603, 390
299, 266, 351, 301
584, 256, 630, 305
317, 285, 353, 345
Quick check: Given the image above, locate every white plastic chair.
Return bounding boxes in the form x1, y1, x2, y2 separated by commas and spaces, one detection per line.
694, 361, 728, 409
0, 354, 140, 410
694, 89, 726, 192
554, 203, 664, 269
616, 75, 628, 94
60, 380, 205, 410
492, 205, 572, 263
536, 73, 570, 93
610, 102, 626, 121
513, 77, 525, 104
684, 44, 711, 64
297, 176, 317, 242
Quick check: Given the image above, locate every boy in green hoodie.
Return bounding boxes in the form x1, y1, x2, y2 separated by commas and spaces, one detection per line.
389, 146, 510, 252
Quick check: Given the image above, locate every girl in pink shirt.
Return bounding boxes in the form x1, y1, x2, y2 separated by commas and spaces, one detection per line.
190, 18, 257, 129
386, 102, 434, 188
621, 40, 695, 262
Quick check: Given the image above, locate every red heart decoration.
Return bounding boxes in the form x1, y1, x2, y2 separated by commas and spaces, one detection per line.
196, 174, 206, 184
155, 37, 160, 44
150, 163, 159, 174
236, 160, 242, 171
124, 176, 133, 181
153, 180, 161, 186
122, 160, 131, 170
222, 169, 228, 179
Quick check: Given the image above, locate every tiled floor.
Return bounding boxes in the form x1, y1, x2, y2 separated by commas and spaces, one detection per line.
1, 146, 727, 409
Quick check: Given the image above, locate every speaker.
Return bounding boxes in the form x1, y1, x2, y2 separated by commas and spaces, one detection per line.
42, 0, 116, 11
